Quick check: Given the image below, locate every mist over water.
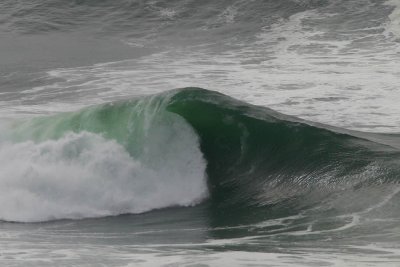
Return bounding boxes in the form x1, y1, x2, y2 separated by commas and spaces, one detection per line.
1, 0, 400, 266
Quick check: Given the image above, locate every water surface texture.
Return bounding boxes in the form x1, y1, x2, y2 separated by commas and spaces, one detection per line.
1, 1, 400, 266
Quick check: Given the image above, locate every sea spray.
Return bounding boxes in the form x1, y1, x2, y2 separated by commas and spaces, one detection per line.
0, 94, 208, 222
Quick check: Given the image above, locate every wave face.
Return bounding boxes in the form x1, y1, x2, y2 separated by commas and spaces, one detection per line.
1, 88, 400, 223
168, 89, 400, 227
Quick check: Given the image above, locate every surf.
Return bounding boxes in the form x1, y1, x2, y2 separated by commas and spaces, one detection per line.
1, 88, 399, 223
0, 91, 208, 222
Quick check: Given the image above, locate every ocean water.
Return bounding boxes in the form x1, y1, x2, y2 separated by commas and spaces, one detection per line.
1, 0, 400, 266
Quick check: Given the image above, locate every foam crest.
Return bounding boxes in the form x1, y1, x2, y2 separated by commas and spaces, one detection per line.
386, 0, 400, 38
0, 114, 208, 222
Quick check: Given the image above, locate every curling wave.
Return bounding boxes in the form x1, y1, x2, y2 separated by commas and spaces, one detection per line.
1, 88, 400, 223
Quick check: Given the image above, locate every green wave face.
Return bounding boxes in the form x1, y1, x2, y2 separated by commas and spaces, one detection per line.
1, 88, 400, 225
167, 88, 400, 226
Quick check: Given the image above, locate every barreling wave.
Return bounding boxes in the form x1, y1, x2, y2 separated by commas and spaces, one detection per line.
1, 88, 400, 223
168, 88, 400, 227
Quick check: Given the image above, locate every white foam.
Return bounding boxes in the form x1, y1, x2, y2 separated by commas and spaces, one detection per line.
217, 5, 238, 24
0, 113, 208, 222
7, 6, 399, 133
2, 1, 400, 134
123, 249, 400, 267
385, 0, 400, 38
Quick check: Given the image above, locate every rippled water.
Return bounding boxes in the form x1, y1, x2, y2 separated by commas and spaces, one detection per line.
1, 0, 400, 266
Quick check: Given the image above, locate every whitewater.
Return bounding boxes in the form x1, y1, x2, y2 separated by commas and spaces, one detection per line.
1, 0, 400, 266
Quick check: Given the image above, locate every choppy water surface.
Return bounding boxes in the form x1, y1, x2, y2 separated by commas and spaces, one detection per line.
1, 0, 400, 266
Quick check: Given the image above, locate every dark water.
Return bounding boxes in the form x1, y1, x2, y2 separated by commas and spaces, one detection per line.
1, 1, 400, 266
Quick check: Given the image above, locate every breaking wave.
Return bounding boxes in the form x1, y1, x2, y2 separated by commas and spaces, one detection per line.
1, 88, 400, 223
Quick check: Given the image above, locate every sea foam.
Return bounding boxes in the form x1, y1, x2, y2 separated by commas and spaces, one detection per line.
385, 0, 400, 38
0, 112, 208, 222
